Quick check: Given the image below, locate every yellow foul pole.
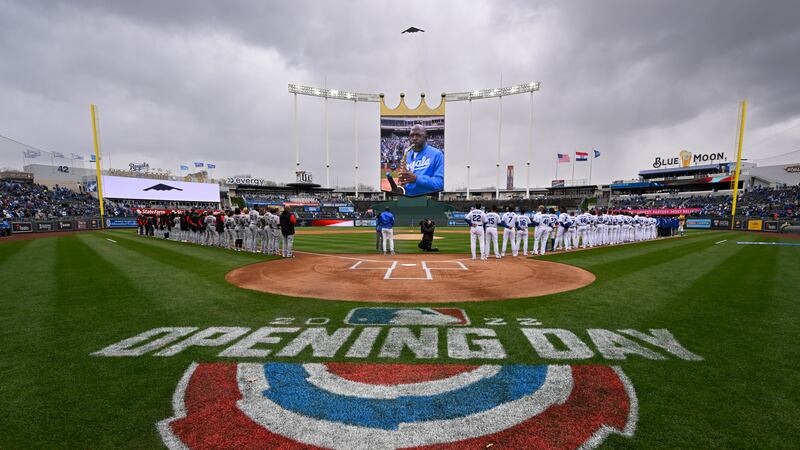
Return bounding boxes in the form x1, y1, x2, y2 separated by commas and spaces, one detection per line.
90, 104, 106, 227
730, 100, 747, 229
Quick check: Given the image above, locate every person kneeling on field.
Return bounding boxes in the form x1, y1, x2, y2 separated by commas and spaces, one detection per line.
418, 218, 438, 252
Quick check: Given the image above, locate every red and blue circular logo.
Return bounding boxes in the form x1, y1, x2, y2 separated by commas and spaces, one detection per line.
158, 362, 637, 449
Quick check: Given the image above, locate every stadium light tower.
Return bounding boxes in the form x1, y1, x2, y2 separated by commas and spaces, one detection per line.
288, 84, 381, 196
444, 81, 540, 199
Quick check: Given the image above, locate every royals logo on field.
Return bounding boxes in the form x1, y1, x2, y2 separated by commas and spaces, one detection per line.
158, 362, 637, 449
345, 307, 470, 326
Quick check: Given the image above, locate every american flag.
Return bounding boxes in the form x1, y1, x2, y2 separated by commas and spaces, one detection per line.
557, 153, 570, 163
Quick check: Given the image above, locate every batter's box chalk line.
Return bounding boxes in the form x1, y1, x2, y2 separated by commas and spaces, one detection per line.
348, 259, 468, 280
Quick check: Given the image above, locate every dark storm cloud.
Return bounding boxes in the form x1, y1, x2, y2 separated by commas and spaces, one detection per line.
1, 0, 799, 187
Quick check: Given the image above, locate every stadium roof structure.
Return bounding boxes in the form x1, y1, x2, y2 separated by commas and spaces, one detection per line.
638, 163, 734, 177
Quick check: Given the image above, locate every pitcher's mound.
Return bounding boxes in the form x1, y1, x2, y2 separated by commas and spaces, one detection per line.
226, 252, 594, 303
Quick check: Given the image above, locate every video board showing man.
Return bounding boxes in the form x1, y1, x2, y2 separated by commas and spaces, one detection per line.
380, 116, 444, 197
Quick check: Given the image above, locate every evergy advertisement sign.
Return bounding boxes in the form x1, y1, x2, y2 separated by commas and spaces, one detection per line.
102, 176, 220, 202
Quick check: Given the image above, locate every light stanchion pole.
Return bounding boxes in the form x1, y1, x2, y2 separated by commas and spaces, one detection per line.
293, 92, 300, 172
527, 91, 533, 199
325, 93, 330, 189
354, 99, 359, 198
467, 98, 472, 199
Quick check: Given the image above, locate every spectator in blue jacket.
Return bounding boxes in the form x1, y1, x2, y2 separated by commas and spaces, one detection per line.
378, 207, 395, 255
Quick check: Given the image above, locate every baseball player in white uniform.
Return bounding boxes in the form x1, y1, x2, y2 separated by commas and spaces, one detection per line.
513, 211, 531, 256
567, 212, 578, 250
540, 208, 558, 255
224, 211, 235, 249
576, 209, 591, 249
466, 205, 487, 260
204, 212, 217, 246
270, 208, 282, 255
484, 205, 501, 259
531, 206, 545, 255
248, 208, 261, 252
554, 210, 571, 251
500, 207, 517, 257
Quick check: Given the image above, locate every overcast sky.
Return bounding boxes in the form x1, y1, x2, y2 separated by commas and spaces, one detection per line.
1, 0, 799, 190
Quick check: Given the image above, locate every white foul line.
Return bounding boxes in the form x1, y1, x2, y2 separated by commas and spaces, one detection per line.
714, 240, 727, 245
106, 238, 117, 243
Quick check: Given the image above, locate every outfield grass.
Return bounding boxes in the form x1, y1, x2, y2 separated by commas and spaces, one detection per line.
0, 229, 798, 448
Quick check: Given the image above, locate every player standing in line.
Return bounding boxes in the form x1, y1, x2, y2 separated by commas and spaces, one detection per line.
271, 208, 282, 255
258, 210, 270, 254
554, 209, 570, 251
223, 210, 234, 249
594, 210, 604, 246
214, 212, 225, 247
466, 204, 487, 260
567, 211, 578, 250
248, 207, 261, 252
500, 206, 517, 257
232, 207, 244, 250
379, 207, 395, 255
576, 209, 590, 249
531, 206, 545, 255
587, 209, 598, 247
538, 208, 556, 255
484, 205, 501, 259
203, 211, 216, 245
678, 214, 686, 237
172, 213, 182, 241
240, 208, 251, 250
513, 210, 531, 256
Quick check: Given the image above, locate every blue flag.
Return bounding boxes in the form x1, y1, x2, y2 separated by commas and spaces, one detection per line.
180, 165, 189, 171
594, 149, 601, 158
207, 163, 216, 169
194, 162, 204, 168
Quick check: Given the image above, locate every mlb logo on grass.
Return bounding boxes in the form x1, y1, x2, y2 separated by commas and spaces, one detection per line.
345, 307, 470, 326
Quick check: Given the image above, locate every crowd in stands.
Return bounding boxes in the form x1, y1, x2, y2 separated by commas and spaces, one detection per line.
609, 185, 800, 219
1, 181, 101, 219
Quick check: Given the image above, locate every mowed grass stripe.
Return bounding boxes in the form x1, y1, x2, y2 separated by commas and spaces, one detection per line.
0, 238, 61, 446
100, 230, 273, 268
626, 235, 793, 448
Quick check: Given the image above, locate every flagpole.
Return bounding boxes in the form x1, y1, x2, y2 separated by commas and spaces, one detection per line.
554, 156, 558, 181
589, 150, 594, 185
571, 156, 575, 182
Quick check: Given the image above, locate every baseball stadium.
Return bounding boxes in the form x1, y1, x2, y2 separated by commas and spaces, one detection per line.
2, 2, 800, 449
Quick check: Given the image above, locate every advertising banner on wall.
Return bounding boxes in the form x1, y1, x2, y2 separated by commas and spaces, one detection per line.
102, 176, 220, 203
763, 221, 778, 232
685, 219, 711, 229
747, 219, 763, 231
380, 96, 445, 197
12, 222, 33, 233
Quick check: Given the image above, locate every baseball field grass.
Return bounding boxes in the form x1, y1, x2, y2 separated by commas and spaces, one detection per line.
0, 228, 798, 448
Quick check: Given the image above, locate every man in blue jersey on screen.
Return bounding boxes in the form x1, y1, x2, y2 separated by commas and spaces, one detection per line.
397, 124, 444, 196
